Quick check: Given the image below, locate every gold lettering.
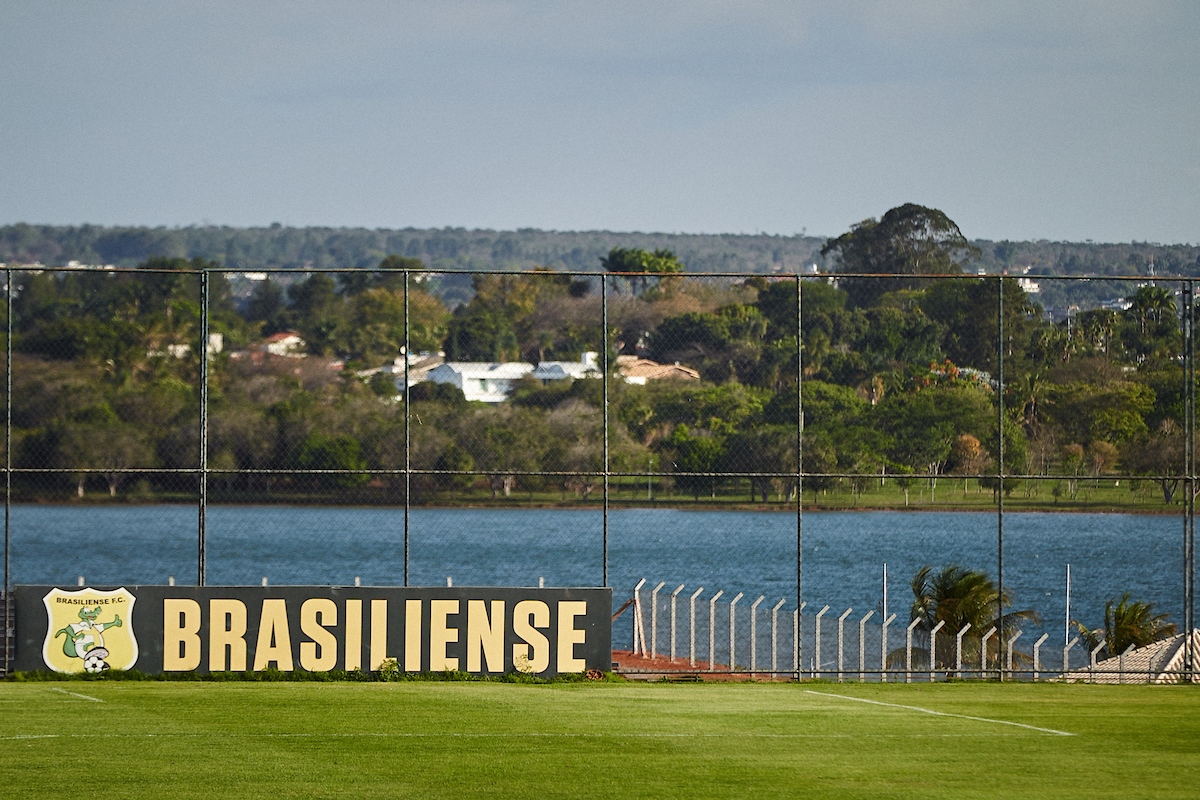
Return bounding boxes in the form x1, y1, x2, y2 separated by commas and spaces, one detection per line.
345, 599, 363, 671
252, 598, 294, 671
299, 598, 338, 672
429, 599, 460, 671
405, 599, 422, 672
163, 598, 201, 671
370, 599, 388, 671
557, 601, 588, 673
209, 599, 247, 672
466, 599, 505, 673
513, 600, 550, 674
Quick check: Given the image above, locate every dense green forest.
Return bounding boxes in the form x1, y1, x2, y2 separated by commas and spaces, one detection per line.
1, 205, 1195, 509
3, 222, 1199, 311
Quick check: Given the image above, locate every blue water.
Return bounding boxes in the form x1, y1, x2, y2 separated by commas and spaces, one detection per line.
6, 506, 1186, 640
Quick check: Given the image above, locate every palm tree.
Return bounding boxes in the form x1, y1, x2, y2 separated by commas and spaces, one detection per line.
906, 564, 1040, 670
1125, 286, 1175, 336
1012, 372, 1051, 433
1073, 593, 1178, 659
1079, 309, 1118, 357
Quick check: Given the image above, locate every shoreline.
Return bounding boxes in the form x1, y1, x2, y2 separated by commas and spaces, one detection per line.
4, 498, 1184, 515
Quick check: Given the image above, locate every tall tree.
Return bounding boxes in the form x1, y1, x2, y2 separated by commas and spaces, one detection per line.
821, 204, 980, 308
601, 247, 685, 295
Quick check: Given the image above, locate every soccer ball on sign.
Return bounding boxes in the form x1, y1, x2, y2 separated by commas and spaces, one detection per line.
83, 647, 111, 674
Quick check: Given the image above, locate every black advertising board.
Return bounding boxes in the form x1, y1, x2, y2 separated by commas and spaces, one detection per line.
15, 585, 612, 677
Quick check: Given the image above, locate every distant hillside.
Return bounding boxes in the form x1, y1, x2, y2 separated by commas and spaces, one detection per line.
0, 223, 826, 274
2, 222, 1198, 309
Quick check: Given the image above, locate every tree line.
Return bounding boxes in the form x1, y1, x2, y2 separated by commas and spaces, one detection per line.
3, 221, 1199, 308
1, 205, 1197, 506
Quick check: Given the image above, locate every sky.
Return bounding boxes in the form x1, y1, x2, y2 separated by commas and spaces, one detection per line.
2, 1, 1198, 243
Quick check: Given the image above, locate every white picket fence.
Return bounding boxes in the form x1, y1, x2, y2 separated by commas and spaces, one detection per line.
625, 578, 1065, 681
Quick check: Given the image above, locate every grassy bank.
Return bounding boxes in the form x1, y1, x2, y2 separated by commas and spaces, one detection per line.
7, 476, 1183, 514
1, 680, 1198, 798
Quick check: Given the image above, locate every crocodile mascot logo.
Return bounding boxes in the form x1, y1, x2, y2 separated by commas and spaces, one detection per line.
42, 587, 138, 673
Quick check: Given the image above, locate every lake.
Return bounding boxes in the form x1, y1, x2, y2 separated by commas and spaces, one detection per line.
6, 505, 1188, 671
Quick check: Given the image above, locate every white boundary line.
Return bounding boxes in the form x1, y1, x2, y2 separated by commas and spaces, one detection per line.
49, 688, 103, 703
0, 731, 1036, 742
804, 690, 1073, 736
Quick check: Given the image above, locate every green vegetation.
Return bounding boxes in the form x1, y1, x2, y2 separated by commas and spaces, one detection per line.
2, 681, 1200, 798
2, 206, 1197, 510
893, 564, 1046, 672
1074, 594, 1179, 660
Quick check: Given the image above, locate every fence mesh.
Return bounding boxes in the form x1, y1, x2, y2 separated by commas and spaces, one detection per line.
1, 266, 1197, 680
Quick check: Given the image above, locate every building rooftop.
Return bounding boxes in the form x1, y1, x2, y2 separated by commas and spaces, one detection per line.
1061, 629, 1200, 684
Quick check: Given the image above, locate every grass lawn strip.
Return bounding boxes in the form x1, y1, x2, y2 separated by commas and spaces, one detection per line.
1, 682, 1198, 799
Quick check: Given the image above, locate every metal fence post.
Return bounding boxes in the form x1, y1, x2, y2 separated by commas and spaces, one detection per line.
689, 586, 703, 668
670, 584, 685, 662
1184, 281, 1195, 682
794, 602, 806, 679
880, 613, 896, 682
1033, 632, 1049, 681
3, 266, 10, 676
708, 589, 724, 671
771, 597, 786, 674
981, 627, 997, 679
858, 610, 874, 681
955, 624, 971, 679
403, 268, 411, 586
750, 595, 764, 674
601, 274, 609, 588
1090, 641, 1105, 683
1006, 631, 1023, 678
905, 618, 921, 683
837, 608, 853, 682
729, 592, 744, 670
796, 277, 803, 617
996, 275, 1006, 682
814, 605, 829, 679
651, 581, 665, 659
633, 579, 646, 654
197, 268, 209, 587
929, 620, 945, 682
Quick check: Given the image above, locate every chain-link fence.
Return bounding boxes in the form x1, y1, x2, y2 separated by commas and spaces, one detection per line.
2, 265, 1196, 680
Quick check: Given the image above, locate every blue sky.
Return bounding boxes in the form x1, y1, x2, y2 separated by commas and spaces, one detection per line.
2, 1, 1197, 242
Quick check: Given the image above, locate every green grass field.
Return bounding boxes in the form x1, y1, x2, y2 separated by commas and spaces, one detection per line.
2, 680, 1198, 798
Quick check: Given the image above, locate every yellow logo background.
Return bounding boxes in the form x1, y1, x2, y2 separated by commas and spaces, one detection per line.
42, 587, 138, 673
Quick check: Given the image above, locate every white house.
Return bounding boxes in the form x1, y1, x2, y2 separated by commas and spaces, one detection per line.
425, 362, 536, 403
1016, 277, 1041, 294
150, 333, 224, 360
263, 331, 305, 357
532, 351, 601, 382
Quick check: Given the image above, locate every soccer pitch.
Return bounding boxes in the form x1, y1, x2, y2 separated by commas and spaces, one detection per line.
1, 681, 1198, 799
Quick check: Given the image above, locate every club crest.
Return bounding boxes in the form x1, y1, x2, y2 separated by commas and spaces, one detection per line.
42, 587, 138, 674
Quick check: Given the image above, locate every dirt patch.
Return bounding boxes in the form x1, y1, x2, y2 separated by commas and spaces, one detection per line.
611, 650, 796, 682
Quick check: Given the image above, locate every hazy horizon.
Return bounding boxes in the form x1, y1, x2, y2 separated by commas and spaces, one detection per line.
3, 2, 1197, 244
2, 220, 1191, 249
